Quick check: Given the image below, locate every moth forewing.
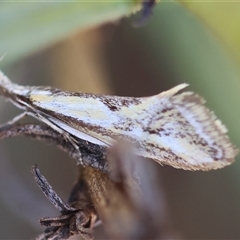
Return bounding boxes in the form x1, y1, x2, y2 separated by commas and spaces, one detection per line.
0, 70, 238, 170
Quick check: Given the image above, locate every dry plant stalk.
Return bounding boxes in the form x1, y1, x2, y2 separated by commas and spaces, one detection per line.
0, 122, 173, 239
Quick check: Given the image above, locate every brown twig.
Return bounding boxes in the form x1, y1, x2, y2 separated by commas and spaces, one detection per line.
32, 165, 98, 240
82, 141, 174, 239
0, 122, 176, 239
0, 122, 108, 172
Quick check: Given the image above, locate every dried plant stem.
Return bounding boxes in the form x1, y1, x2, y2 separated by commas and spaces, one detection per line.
0, 122, 175, 239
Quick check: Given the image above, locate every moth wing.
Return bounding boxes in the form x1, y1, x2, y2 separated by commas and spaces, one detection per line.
26, 83, 238, 170
122, 87, 238, 170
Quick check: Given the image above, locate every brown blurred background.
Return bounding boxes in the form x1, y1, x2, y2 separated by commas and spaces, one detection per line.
0, 2, 240, 239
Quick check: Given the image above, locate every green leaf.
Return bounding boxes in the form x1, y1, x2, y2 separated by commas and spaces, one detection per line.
0, 1, 140, 67
180, 1, 240, 65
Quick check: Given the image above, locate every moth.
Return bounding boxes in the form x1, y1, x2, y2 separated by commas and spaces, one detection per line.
0, 70, 238, 171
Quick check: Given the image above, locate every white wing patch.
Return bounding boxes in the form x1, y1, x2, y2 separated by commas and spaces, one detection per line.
0, 70, 238, 170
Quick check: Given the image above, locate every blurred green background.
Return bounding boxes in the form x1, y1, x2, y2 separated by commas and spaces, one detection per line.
0, 1, 240, 239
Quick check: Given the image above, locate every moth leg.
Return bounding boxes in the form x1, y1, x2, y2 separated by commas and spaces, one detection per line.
29, 112, 83, 165
33, 113, 75, 142
1, 110, 83, 165
1, 111, 28, 126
